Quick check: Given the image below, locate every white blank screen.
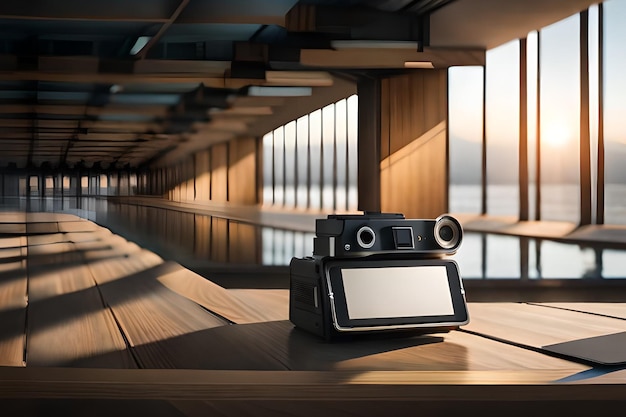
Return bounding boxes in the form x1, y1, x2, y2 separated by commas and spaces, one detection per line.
341, 266, 454, 319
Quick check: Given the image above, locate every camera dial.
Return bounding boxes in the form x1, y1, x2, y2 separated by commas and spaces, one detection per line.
356, 226, 376, 249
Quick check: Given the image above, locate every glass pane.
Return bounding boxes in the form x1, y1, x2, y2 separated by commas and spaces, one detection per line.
335, 98, 348, 212
273, 126, 285, 206
262, 132, 274, 205
486, 40, 520, 217
603, 0, 626, 224
540, 14, 580, 222
296, 115, 309, 209
284, 121, 297, 208
347, 95, 359, 211
322, 103, 335, 211
448, 66, 484, 214
309, 109, 322, 210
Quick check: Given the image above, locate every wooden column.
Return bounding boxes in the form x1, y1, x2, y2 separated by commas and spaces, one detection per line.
596, 3, 605, 225
357, 77, 381, 213
519, 38, 529, 221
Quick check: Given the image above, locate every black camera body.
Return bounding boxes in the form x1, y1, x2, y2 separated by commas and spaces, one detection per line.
313, 212, 463, 258
289, 212, 469, 340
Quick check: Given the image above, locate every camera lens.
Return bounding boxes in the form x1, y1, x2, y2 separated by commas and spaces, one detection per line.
433, 215, 462, 251
356, 226, 376, 249
438, 225, 454, 242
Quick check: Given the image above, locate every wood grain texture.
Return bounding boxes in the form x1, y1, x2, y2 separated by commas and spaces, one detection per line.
88, 258, 229, 368
0, 223, 26, 234
465, 303, 626, 349
228, 289, 289, 321
533, 303, 626, 320
198, 320, 587, 372
0, 367, 618, 402
157, 265, 287, 324
0, 259, 26, 366
228, 136, 257, 205
26, 260, 135, 368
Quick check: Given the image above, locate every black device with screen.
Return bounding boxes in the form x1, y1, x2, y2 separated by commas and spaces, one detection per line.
289, 256, 468, 339
289, 212, 469, 340
326, 258, 468, 332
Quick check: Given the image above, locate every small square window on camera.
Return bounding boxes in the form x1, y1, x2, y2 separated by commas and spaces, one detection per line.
392, 227, 414, 249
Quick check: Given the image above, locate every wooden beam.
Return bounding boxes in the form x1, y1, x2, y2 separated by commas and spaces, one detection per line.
519, 38, 529, 221
135, 0, 190, 60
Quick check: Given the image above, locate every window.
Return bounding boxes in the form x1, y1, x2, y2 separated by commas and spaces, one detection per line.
263, 95, 358, 212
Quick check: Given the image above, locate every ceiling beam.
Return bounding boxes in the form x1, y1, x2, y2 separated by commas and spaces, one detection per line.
135, 0, 190, 60
0, 71, 259, 88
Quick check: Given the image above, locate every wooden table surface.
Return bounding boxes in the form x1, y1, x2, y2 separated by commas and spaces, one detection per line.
0, 211, 624, 416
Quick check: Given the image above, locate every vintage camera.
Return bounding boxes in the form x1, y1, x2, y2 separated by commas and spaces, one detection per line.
289, 212, 469, 340
313, 212, 463, 258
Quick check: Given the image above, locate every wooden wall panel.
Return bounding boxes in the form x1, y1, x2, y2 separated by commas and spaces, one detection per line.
380, 78, 391, 160
210, 143, 228, 202
228, 221, 259, 264
194, 214, 211, 259
182, 157, 195, 202
228, 137, 257, 205
384, 71, 447, 156
194, 150, 211, 202
379, 70, 448, 218
380, 123, 447, 219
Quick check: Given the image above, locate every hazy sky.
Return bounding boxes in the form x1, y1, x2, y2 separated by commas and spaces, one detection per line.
449, 1, 626, 186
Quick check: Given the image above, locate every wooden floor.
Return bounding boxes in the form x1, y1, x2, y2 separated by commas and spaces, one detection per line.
0, 212, 625, 416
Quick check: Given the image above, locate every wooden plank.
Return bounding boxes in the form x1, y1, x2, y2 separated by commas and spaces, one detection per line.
533, 303, 626, 320
26, 222, 59, 234
27, 241, 83, 268
218, 321, 586, 372
0, 224, 26, 234
58, 221, 103, 233
156, 264, 287, 324
26, 261, 135, 368
87, 256, 230, 368
228, 289, 289, 322
0, 213, 25, 223
0, 237, 25, 249
26, 213, 82, 223
27, 233, 69, 246
65, 229, 113, 243
0, 260, 27, 366
464, 303, 626, 349
0, 367, 618, 402
74, 235, 142, 261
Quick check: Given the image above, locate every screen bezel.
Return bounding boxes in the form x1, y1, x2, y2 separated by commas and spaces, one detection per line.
325, 258, 468, 331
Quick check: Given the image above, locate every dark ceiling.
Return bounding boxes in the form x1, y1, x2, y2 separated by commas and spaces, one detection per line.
0, 0, 597, 171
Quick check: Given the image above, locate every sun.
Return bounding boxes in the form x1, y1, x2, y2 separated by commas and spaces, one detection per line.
543, 123, 573, 148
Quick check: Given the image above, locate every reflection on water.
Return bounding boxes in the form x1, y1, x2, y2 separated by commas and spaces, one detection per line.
3, 196, 626, 280
454, 232, 626, 280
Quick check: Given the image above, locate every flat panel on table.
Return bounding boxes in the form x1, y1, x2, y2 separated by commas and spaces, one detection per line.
543, 331, 626, 365
465, 303, 626, 364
